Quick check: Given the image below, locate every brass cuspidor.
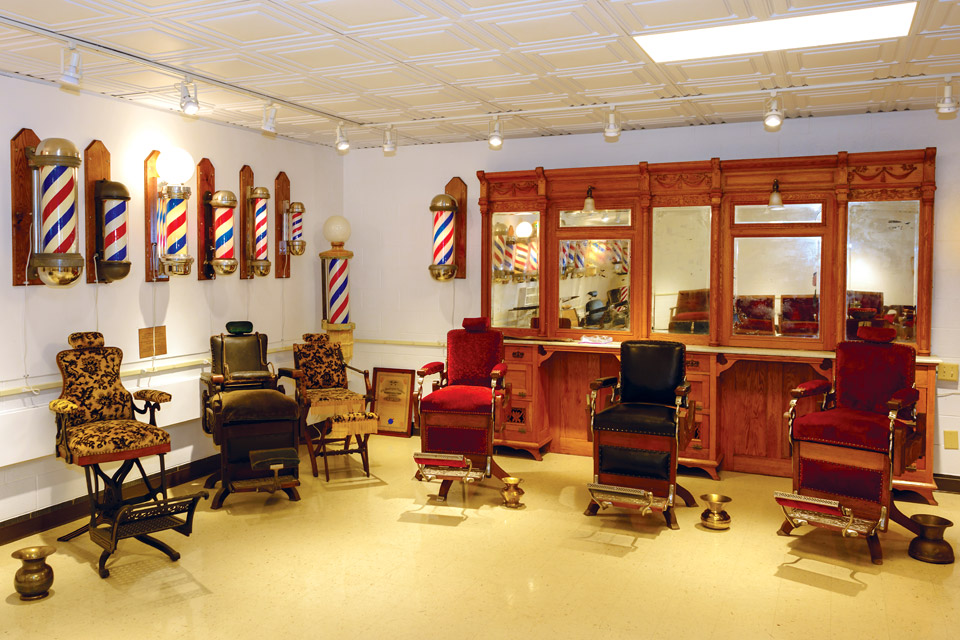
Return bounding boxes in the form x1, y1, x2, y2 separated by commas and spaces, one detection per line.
700, 493, 732, 530
12, 545, 56, 601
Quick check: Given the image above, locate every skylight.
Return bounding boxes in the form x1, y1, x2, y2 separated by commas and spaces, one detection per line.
634, 2, 917, 63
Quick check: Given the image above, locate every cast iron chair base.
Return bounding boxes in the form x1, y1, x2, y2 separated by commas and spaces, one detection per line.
584, 482, 697, 529
306, 420, 371, 481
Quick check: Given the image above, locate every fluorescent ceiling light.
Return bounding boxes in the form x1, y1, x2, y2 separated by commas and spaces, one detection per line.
634, 2, 917, 63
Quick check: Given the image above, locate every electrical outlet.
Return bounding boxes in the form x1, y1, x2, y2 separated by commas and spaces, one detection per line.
939, 363, 959, 382
944, 431, 960, 450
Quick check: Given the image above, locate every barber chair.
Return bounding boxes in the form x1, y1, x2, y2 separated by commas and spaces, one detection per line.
585, 340, 697, 529
413, 317, 511, 502
584, 291, 607, 327
668, 289, 709, 334
201, 322, 301, 509
733, 295, 775, 335
845, 290, 885, 339
284, 333, 377, 481
50, 332, 206, 578
775, 327, 928, 564
779, 295, 820, 336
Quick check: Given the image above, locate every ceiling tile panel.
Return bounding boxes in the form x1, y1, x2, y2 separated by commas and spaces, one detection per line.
674, 58, 763, 80
296, 0, 432, 30
370, 28, 485, 58
0, 0, 117, 27
609, 0, 741, 30
191, 10, 308, 44
272, 44, 384, 70
94, 26, 206, 56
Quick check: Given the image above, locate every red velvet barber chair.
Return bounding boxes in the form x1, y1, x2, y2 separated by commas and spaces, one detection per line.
585, 340, 697, 529
775, 327, 928, 564
779, 294, 820, 336
413, 317, 510, 502
668, 288, 709, 334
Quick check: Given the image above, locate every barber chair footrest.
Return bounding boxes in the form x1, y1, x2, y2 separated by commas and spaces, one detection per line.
249, 447, 300, 471
774, 491, 883, 537
588, 482, 672, 514
89, 492, 208, 553
414, 452, 485, 483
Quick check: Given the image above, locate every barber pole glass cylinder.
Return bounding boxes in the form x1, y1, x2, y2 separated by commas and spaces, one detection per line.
208, 190, 238, 276
247, 186, 271, 277
328, 257, 350, 324
157, 184, 193, 276
428, 193, 458, 281
27, 138, 84, 286
93, 180, 131, 283
215, 205, 234, 260
529, 241, 539, 275
103, 199, 127, 262
287, 202, 306, 256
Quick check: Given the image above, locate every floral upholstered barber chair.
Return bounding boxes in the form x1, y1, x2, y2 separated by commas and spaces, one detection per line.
775, 327, 929, 564
585, 340, 697, 529
50, 332, 206, 578
283, 333, 378, 481
413, 317, 511, 502
201, 322, 301, 509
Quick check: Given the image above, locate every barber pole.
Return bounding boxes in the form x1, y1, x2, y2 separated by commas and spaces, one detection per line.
529, 241, 539, 273
254, 197, 268, 260
328, 257, 350, 324
39, 164, 78, 254
493, 232, 505, 270
214, 205, 234, 260
433, 208, 454, 266
514, 241, 528, 273
102, 198, 127, 261
164, 196, 187, 257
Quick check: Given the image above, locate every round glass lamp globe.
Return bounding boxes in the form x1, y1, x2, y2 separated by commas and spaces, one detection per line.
156, 147, 196, 185
323, 215, 351, 244
515, 221, 534, 238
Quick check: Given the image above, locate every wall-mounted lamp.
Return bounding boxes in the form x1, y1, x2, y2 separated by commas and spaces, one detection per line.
245, 186, 271, 277
179, 79, 199, 115
285, 201, 306, 256
488, 116, 503, 150
60, 46, 81, 86
26, 138, 84, 286
155, 147, 195, 276
582, 186, 597, 213
206, 190, 238, 276
768, 179, 785, 211
93, 180, 131, 283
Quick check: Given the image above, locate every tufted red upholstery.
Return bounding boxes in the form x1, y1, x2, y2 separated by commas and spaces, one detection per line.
420, 385, 492, 415
834, 340, 914, 415
445, 321, 504, 387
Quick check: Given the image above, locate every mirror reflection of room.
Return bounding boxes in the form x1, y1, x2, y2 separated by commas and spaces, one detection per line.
732, 236, 822, 337
491, 211, 540, 329
651, 206, 711, 334
846, 201, 919, 342
557, 239, 631, 330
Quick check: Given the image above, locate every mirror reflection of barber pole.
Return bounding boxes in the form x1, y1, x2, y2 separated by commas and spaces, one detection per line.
103, 198, 127, 261
254, 197, 268, 260
613, 240, 629, 272
163, 197, 187, 257
514, 241, 528, 273
575, 240, 586, 272
528, 241, 539, 274
432, 208, 454, 266
214, 205, 234, 260
40, 164, 78, 254
327, 257, 349, 324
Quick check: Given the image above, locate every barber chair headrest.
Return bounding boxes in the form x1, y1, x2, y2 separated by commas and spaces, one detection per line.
857, 326, 897, 343
226, 321, 254, 335
302, 333, 331, 344
68, 332, 105, 349
462, 317, 491, 333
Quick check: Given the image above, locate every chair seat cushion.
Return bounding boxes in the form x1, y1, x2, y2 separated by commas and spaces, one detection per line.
328, 411, 379, 438
216, 389, 299, 423
420, 385, 492, 415
593, 402, 677, 437
793, 407, 905, 453
673, 311, 708, 322
64, 419, 171, 465
780, 321, 819, 335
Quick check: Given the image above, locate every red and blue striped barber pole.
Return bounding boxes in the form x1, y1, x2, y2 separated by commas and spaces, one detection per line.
328, 257, 350, 324
163, 197, 187, 257
103, 198, 127, 261
529, 241, 539, 273
575, 241, 586, 269
291, 206, 303, 243
493, 232, 505, 269
39, 165, 78, 254
514, 242, 528, 272
432, 208, 454, 265
254, 197, 268, 260
214, 206, 234, 260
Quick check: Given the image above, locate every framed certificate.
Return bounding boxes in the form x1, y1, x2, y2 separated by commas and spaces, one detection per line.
372, 368, 415, 437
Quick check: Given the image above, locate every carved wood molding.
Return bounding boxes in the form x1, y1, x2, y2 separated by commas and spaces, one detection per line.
848, 164, 918, 184
652, 172, 711, 191
490, 181, 538, 197
651, 194, 711, 207
491, 200, 544, 212
849, 187, 922, 201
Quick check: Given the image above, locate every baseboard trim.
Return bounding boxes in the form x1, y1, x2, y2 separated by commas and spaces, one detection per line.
0, 454, 219, 547
934, 473, 960, 494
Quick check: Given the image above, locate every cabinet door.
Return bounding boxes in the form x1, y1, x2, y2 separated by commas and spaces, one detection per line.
502, 398, 537, 443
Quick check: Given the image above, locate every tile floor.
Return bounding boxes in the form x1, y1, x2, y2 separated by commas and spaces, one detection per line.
3, 436, 958, 639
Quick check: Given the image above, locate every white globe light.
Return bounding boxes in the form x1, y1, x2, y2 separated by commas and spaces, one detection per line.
156, 147, 195, 185
323, 215, 351, 244
515, 221, 533, 238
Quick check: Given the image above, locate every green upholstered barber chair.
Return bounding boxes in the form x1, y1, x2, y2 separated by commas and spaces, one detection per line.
50, 332, 206, 578
200, 322, 301, 509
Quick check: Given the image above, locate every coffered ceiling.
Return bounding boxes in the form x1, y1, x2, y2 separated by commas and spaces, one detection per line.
0, 0, 958, 149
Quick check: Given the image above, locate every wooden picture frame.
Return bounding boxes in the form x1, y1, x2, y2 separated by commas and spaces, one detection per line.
373, 367, 415, 437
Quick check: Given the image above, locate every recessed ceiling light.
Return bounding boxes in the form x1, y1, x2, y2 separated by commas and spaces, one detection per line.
634, 2, 917, 63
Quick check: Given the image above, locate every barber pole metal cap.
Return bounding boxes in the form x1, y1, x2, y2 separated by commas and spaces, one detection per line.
30, 138, 81, 167
210, 190, 238, 208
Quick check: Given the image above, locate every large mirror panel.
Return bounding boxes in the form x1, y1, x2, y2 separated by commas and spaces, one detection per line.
491, 211, 540, 329
651, 206, 712, 334
558, 239, 630, 331
733, 236, 822, 337
846, 200, 919, 342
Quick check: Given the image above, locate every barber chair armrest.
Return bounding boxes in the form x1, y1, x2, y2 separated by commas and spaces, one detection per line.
134, 389, 172, 404
418, 361, 445, 378
590, 376, 618, 391
490, 363, 508, 388
887, 387, 920, 414
674, 381, 691, 397
790, 379, 832, 399
49, 398, 79, 415
277, 367, 302, 380
200, 372, 225, 392
346, 364, 374, 398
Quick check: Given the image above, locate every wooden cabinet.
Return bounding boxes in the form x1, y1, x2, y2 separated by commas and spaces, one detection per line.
678, 352, 720, 479
497, 345, 551, 460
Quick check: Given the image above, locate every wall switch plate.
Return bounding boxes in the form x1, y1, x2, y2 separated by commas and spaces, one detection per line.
945, 431, 960, 450
938, 363, 959, 382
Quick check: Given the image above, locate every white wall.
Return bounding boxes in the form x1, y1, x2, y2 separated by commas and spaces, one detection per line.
0, 76, 341, 522
342, 109, 960, 476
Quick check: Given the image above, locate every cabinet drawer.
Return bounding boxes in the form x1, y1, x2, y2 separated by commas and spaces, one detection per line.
505, 345, 535, 363
501, 398, 536, 443
684, 353, 711, 374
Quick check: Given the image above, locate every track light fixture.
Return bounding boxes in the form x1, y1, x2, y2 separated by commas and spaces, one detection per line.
937, 77, 958, 114
488, 116, 503, 150
603, 107, 621, 139
60, 45, 81, 85
336, 122, 350, 152
764, 91, 783, 130
382, 126, 396, 154
179, 79, 199, 115
261, 103, 277, 133
768, 179, 785, 211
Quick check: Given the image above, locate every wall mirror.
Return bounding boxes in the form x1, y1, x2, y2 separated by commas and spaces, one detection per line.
651, 206, 711, 334
558, 239, 630, 331
559, 207, 631, 227
735, 203, 822, 224
491, 211, 540, 329
733, 236, 822, 337
846, 200, 919, 342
